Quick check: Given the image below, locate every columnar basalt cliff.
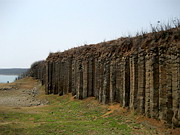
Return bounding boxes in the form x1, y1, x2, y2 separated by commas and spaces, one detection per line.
28, 28, 180, 127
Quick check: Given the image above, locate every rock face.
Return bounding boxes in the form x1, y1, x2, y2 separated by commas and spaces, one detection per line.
28, 28, 180, 127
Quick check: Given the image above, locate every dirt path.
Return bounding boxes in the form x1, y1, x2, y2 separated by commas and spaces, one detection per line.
0, 78, 48, 107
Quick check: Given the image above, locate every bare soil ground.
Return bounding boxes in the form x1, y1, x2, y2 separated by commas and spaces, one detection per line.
0, 78, 48, 107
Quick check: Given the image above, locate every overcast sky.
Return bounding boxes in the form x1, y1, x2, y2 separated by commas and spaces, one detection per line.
0, 0, 180, 68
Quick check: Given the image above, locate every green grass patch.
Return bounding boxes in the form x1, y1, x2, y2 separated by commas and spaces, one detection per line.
0, 93, 157, 135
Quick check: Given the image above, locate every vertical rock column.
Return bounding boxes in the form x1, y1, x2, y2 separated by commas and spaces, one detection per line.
129, 53, 138, 110
71, 60, 77, 96
40, 63, 45, 85
98, 60, 104, 103
51, 62, 55, 94
48, 61, 53, 94
94, 58, 100, 100
110, 58, 116, 103
88, 58, 95, 97
56, 62, 59, 94
148, 48, 159, 119
82, 60, 88, 99
137, 50, 146, 114
165, 48, 173, 125
61, 61, 65, 95
45, 62, 49, 94
59, 61, 63, 96
76, 60, 83, 99
114, 58, 120, 103
122, 56, 130, 107
116, 57, 124, 106
56, 62, 61, 95
145, 52, 151, 117
63, 61, 69, 95
102, 59, 110, 104
159, 46, 174, 125
92, 58, 96, 97
171, 47, 180, 127
67, 59, 72, 93
54, 62, 59, 94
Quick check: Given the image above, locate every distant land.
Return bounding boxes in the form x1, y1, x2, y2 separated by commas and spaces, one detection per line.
0, 68, 29, 75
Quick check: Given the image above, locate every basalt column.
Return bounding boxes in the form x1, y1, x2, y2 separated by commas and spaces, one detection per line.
71, 60, 77, 96
159, 47, 168, 122
122, 56, 130, 108
48, 61, 53, 94
88, 58, 95, 97
51, 62, 55, 94
82, 60, 88, 99
57, 60, 63, 95
159, 47, 167, 120
159, 46, 174, 125
60, 61, 65, 95
45, 62, 49, 94
137, 50, 146, 114
171, 47, 180, 127
114, 58, 120, 103
54, 62, 59, 94
116, 57, 124, 106
98, 60, 104, 103
76, 61, 83, 99
149, 48, 159, 119
64, 61, 69, 95
165, 48, 173, 125
66, 59, 72, 94
129, 53, 138, 110
94, 58, 100, 100
110, 58, 116, 103
41, 63, 46, 85
59, 61, 64, 96
102, 59, 110, 104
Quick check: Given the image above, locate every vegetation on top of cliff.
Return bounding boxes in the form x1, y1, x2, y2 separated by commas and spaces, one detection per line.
46, 19, 180, 61
30, 60, 45, 68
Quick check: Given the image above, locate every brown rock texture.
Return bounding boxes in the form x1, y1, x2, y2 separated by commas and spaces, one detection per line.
27, 27, 180, 127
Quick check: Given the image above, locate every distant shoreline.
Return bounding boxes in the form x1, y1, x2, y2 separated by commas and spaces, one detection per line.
0, 74, 19, 76
0, 68, 28, 75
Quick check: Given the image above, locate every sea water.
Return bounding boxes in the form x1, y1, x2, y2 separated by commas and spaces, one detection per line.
0, 75, 18, 83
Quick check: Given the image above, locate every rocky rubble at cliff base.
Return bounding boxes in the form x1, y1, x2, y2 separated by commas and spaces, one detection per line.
0, 83, 48, 107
